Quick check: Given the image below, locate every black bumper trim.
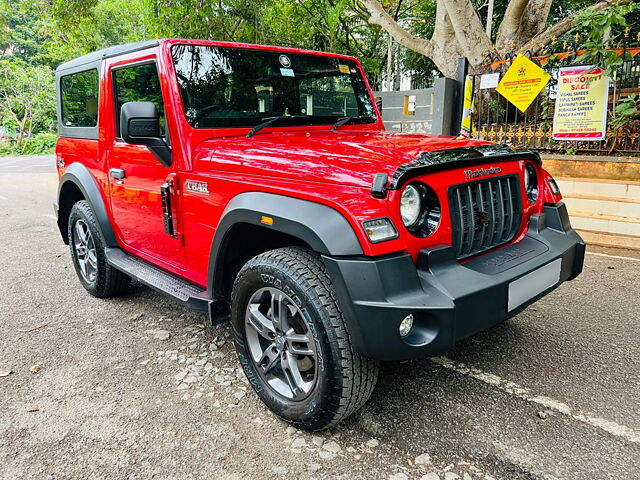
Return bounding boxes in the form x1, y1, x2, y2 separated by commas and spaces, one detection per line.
322, 202, 585, 361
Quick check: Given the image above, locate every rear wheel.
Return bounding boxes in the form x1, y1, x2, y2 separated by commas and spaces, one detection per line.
68, 200, 130, 297
231, 247, 379, 431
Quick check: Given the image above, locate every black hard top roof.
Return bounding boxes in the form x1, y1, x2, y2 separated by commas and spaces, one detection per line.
56, 39, 161, 73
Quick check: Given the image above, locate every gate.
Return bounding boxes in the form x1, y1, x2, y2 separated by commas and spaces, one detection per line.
468, 37, 640, 155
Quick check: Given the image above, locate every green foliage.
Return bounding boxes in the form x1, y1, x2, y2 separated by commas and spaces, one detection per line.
574, 2, 640, 131
0, 132, 59, 156
488, 99, 506, 117
0, 59, 56, 145
46, 0, 147, 63
610, 93, 639, 131
145, 0, 388, 78
574, 2, 640, 77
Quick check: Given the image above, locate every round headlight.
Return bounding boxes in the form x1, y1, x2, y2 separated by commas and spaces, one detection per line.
524, 162, 538, 203
400, 184, 421, 226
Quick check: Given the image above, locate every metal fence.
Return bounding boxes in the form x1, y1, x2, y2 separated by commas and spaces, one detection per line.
469, 38, 640, 155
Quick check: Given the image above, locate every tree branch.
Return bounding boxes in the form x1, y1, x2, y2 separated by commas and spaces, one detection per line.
360, 0, 433, 57
439, 0, 492, 63
496, 0, 531, 44
520, 0, 635, 54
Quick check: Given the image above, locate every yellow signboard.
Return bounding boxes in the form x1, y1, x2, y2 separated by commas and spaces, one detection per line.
459, 75, 474, 138
552, 66, 609, 141
496, 54, 551, 112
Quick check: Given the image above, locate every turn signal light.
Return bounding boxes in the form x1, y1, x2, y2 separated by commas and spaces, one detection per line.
363, 218, 398, 243
547, 178, 561, 195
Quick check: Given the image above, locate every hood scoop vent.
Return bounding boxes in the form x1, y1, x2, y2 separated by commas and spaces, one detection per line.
389, 145, 539, 189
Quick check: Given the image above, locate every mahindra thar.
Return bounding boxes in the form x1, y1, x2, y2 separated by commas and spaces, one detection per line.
54, 39, 585, 430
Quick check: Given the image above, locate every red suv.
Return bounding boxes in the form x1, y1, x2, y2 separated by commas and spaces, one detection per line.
54, 39, 584, 430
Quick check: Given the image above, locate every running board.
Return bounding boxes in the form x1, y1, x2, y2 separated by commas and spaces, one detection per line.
105, 248, 229, 325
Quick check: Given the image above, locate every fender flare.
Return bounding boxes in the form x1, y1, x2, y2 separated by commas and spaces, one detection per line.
56, 162, 118, 246
208, 192, 363, 296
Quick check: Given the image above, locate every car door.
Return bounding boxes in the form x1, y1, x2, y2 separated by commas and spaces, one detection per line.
106, 59, 186, 270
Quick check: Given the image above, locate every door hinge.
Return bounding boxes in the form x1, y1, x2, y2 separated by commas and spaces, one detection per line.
161, 181, 178, 239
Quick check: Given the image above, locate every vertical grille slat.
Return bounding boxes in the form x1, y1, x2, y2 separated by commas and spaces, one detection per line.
476, 183, 487, 251
449, 174, 522, 260
486, 181, 496, 249
466, 185, 476, 253
505, 178, 515, 241
496, 178, 506, 243
455, 189, 465, 258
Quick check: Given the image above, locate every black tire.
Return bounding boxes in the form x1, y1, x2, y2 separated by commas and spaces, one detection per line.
231, 246, 379, 431
68, 200, 130, 298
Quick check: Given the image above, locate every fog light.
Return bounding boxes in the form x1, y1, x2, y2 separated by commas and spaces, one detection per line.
399, 314, 414, 337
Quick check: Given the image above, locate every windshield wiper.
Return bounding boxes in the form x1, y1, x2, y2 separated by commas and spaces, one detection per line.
331, 115, 374, 131
246, 115, 308, 138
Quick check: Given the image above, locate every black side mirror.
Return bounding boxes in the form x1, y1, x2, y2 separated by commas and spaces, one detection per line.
120, 101, 171, 166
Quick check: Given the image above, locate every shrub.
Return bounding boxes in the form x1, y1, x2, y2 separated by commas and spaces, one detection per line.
0, 132, 58, 156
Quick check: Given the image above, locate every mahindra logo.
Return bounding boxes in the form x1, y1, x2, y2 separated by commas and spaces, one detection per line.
279, 55, 291, 67
464, 166, 502, 180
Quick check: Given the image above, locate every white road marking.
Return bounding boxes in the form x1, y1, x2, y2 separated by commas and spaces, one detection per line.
586, 251, 640, 262
0, 195, 7, 201
432, 356, 640, 444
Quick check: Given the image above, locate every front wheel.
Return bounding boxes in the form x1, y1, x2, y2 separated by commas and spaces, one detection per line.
231, 247, 379, 431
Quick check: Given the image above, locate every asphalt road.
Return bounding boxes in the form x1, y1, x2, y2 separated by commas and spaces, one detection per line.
1, 155, 638, 480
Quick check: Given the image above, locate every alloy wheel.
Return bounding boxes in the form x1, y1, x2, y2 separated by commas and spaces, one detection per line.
244, 287, 318, 401
73, 219, 98, 283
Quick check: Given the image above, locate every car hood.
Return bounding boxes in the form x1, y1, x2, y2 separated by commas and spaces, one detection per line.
197, 130, 498, 188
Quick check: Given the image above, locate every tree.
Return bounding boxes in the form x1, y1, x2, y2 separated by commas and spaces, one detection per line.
146, 0, 389, 82
0, 60, 56, 147
360, 0, 638, 77
46, 0, 147, 63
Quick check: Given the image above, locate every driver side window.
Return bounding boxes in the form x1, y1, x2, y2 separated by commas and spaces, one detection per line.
113, 62, 166, 139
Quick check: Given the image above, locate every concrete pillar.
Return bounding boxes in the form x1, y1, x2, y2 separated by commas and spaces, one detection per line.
432, 77, 457, 136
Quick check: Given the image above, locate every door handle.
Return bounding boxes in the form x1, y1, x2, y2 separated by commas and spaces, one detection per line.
109, 168, 126, 180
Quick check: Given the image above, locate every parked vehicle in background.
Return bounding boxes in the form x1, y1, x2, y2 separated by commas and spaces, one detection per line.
54, 39, 585, 430
0, 127, 12, 142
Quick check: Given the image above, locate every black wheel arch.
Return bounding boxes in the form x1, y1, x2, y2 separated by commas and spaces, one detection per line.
208, 192, 363, 299
56, 162, 117, 247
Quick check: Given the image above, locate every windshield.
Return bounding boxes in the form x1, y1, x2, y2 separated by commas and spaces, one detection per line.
171, 45, 377, 129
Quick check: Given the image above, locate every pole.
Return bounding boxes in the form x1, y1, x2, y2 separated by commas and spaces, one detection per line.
486, 0, 494, 38
386, 34, 393, 91
454, 57, 469, 135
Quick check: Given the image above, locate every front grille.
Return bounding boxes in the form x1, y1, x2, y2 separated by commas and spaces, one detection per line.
449, 174, 522, 260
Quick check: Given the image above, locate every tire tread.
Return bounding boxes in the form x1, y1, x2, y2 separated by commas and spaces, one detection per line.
234, 246, 378, 430
69, 200, 130, 298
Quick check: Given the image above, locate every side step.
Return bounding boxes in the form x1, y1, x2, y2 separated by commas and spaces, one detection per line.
105, 248, 229, 325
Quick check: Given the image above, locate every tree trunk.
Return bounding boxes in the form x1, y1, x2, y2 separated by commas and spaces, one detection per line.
361, 0, 634, 77
430, 3, 467, 77
495, 0, 553, 51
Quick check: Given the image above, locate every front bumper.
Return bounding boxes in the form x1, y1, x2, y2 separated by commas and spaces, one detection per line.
322, 202, 585, 361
